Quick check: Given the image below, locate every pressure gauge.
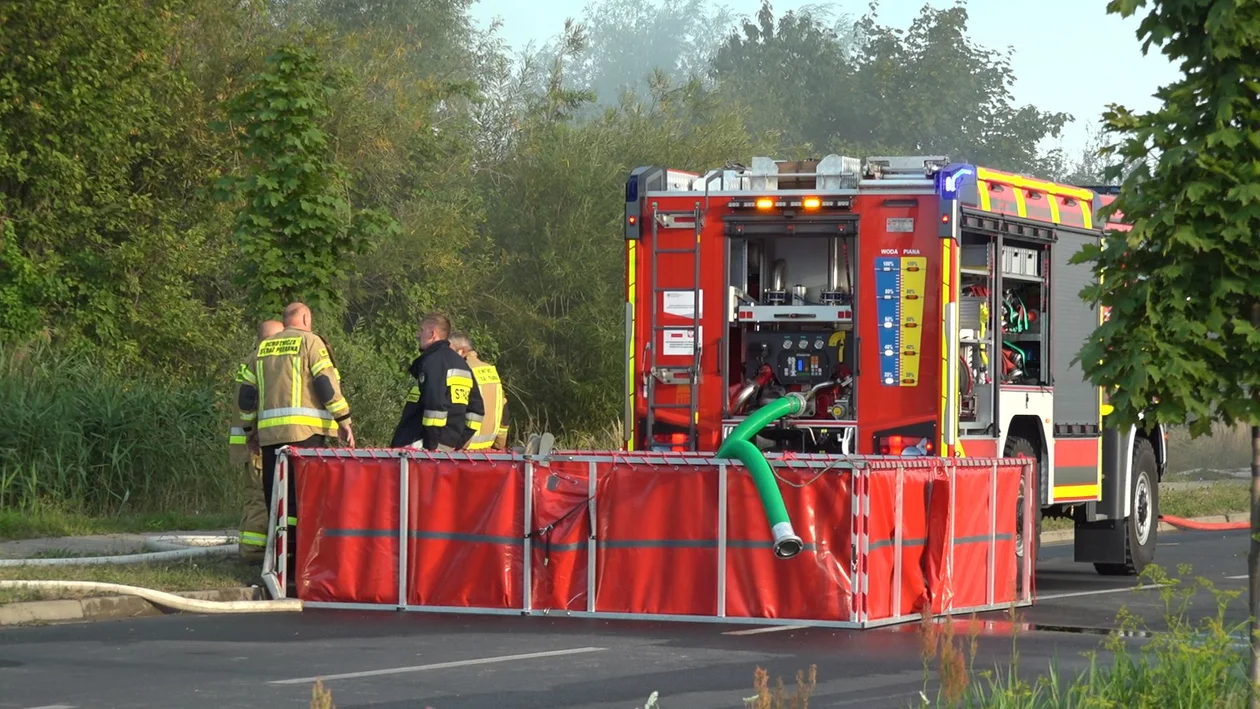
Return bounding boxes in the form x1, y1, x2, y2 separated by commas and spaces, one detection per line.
814, 339, 825, 350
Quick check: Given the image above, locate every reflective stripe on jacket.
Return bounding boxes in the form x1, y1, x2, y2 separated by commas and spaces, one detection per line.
390, 339, 484, 451
236, 328, 352, 448
229, 361, 255, 467
464, 351, 507, 451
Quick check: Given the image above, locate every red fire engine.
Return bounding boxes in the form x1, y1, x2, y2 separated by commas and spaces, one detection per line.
623, 155, 1164, 576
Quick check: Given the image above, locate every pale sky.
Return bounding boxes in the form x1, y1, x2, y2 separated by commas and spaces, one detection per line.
470, 0, 1181, 159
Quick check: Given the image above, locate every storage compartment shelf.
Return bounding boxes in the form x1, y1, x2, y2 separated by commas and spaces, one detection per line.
999, 272, 1044, 283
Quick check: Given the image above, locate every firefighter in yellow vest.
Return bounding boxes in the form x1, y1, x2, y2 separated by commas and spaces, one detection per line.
238, 302, 354, 562
449, 332, 510, 450
230, 319, 284, 561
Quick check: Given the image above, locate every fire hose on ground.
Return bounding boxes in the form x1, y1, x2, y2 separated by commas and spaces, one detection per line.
0, 534, 302, 614
717, 392, 807, 560
1158, 514, 1249, 532
0, 580, 302, 613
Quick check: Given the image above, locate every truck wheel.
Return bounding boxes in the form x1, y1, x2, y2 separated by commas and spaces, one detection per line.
1095, 438, 1158, 576
1006, 435, 1042, 582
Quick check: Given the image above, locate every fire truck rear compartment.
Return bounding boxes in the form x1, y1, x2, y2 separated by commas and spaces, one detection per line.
724, 228, 859, 454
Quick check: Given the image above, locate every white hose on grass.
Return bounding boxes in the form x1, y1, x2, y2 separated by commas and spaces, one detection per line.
0, 580, 302, 613
143, 536, 236, 553
0, 544, 238, 567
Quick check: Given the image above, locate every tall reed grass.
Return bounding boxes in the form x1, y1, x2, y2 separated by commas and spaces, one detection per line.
0, 344, 238, 515
1165, 422, 1252, 475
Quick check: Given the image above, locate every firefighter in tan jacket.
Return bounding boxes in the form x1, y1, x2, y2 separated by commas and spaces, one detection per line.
237, 303, 354, 542
229, 319, 284, 561
449, 332, 510, 450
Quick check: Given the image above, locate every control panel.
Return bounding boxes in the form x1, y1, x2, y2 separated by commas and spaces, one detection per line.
744, 331, 839, 385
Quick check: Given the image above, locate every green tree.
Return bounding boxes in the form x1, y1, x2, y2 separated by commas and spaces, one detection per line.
707, 0, 1070, 171
846, 1, 1070, 173
708, 1, 857, 154
1071, 0, 1260, 697
553, 0, 736, 108
0, 0, 238, 374
478, 29, 764, 431
218, 43, 397, 320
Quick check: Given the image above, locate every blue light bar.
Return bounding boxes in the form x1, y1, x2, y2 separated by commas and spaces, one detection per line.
935, 163, 977, 201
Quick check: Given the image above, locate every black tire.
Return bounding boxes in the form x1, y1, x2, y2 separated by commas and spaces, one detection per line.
1006, 435, 1043, 586
1095, 438, 1159, 576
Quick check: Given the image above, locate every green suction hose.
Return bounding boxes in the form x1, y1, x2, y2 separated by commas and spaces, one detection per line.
717, 392, 806, 559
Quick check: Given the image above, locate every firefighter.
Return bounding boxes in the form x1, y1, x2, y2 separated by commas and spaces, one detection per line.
448, 332, 510, 451
390, 313, 484, 451
230, 319, 284, 562
238, 302, 354, 560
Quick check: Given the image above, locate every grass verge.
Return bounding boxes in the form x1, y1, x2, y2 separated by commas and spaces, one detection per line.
1041, 481, 1247, 532
0, 556, 260, 603
1159, 481, 1248, 519
0, 509, 237, 542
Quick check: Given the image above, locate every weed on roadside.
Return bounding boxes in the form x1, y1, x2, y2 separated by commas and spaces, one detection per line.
913, 564, 1250, 708
744, 664, 818, 708
309, 680, 439, 709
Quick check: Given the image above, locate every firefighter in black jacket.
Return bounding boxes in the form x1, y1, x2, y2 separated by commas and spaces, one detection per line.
391, 313, 485, 450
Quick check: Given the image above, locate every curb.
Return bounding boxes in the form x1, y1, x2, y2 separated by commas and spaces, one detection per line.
0, 586, 266, 627
1040, 511, 1250, 544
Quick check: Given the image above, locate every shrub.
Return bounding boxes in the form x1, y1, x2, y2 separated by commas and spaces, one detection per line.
0, 344, 238, 515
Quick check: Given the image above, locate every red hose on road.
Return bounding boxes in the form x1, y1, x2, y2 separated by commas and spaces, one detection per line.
1159, 514, 1250, 531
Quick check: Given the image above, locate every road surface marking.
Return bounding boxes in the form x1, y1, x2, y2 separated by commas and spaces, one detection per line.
835, 691, 921, 706
25, 705, 76, 709
1227, 574, 1249, 580
1037, 583, 1164, 601
269, 647, 606, 685
722, 624, 812, 636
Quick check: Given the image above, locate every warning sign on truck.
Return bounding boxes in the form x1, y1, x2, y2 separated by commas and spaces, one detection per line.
662, 290, 703, 319
661, 327, 701, 356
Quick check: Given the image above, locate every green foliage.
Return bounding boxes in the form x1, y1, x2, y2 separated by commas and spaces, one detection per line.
708, 1, 855, 153
563, 0, 735, 107
850, 2, 1071, 174
704, 1, 1070, 170
218, 43, 398, 320
0, 345, 237, 515
916, 566, 1250, 708
1072, 0, 1260, 436
0, 0, 238, 376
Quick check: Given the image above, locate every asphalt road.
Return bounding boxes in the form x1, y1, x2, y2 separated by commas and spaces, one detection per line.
0, 529, 1249, 709
1010, 527, 1252, 632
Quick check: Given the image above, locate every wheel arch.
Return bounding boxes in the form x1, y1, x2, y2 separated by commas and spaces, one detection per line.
1122, 414, 1165, 518
1003, 414, 1049, 507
